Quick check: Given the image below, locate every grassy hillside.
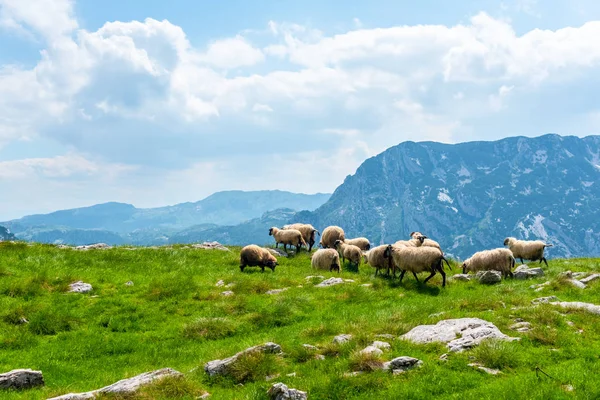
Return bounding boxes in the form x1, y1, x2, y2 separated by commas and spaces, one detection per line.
1, 242, 599, 399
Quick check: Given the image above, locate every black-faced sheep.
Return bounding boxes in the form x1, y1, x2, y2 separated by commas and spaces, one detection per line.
344, 237, 371, 251
410, 231, 443, 253
334, 239, 362, 268
503, 237, 553, 266
240, 245, 278, 272
363, 244, 394, 277
283, 223, 320, 251
384, 245, 450, 287
320, 226, 345, 249
269, 227, 306, 252
311, 248, 341, 272
394, 235, 426, 248
462, 248, 515, 278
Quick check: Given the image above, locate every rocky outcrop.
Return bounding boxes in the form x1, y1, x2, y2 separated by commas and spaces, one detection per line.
68, 281, 93, 293
476, 271, 502, 284
513, 265, 545, 279
268, 382, 307, 400
0, 369, 44, 390
204, 343, 282, 377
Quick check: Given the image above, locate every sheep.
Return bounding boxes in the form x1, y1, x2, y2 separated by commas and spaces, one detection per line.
269, 227, 307, 252
344, 237, 371, 251
363, 244, 394, 277
311, 248, 341, 272
461, 248, 515, 278
283, 223, 320, 251
334, 239, 362, 268
394, 235, 426, 248
239, 245, 278, 272
383, 245, 450, 287
503, 237, 553, 266
319, 226, 345, 249
410, 231, 443, 253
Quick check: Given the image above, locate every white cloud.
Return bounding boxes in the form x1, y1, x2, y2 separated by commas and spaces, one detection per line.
198, 35, 264, 69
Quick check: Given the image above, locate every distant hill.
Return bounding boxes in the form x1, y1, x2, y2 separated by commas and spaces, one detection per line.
296, 134, 600, 259
3, 190, 330, 245
0, 225, 15, 241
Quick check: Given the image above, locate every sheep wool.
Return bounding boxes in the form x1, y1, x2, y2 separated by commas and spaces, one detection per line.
410, 231, 443, 253
363, 244, 394, 276
504, 237, 553, 266
462, 248, 515, 278
268, 227, 307, 252
239, 245, 278, 272
283, 223, 320, 251
320, 226, 346, 249
311, 249, 342, 272
344, 237, 371, 251
334, 240, 362, 267
384, 245, 449, 287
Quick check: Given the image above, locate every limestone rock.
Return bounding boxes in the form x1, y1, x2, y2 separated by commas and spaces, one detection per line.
400, 318, 519, 352
558, 271, 573, 279
513, 265, 544, 279
0, 369, 44, 390
360, 346, 383, 356
192, 242, 230, 251
316, 277, 344, 287
566, 279, 587, 289
549, 301, 600, 315
266, 288, 289, 295
468, 363, 502, 375
383, 357, 423, 372
302, 344, 318, 351
371, 341, 391, 350
220, 291, 234, 296
532, 296, 559, 305
48, 368, 181, 399
452, 274, 471, 282
333, 334, 353, 344
510, 322, 532, 332
204, 343, 282, 377
580, 274, 600, 284
267, 248, 288, 258
125, 281, 134, 286
215, 280, 225, 287
267, 382, 307, 400
68, 281, 93, 293
74, 243, 111, 251
476, 270, 502, 284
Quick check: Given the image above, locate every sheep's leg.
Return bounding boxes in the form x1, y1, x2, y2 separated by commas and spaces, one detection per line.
283, 243, 287, 251
508, 271, 514, 278
520, 258, 524, 264
240, 265, 245, 272
398, 270, 406, 282
423, 270, 437, 284
275, 242, 278, 248
261, 266, 265, 272
439, 267, 446, 287
542, 257, 548, 267
296, 244, 301, 252
412, 272, 420, 283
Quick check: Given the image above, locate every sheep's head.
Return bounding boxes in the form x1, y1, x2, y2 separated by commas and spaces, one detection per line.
415, 235, 427, 244
266, 258, 278, 271
503, 237, 514, 246
334, 239, 343, 249
383, 244, 393, 258
268, 227, 275, 236
461, 262, 467, 274
410, 231, 423, 239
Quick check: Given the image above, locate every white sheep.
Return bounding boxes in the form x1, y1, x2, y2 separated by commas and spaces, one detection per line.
311, 248, 341, 272
503, 237, 553, 266
461, 248, 515, 278
344, 237, 371, 251
384, 245, 450, 287
410, 231, 443, 253
334, 239, 362, 268
269, 227, 307, 252
283, 223, 320, 251
239, 245, 278, 272
320, 226, 345, 249
394, 234, 426, 248
363, 244, 394, 277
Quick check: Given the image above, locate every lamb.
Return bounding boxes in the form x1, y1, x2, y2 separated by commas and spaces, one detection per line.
283, 223, 320, 251
269, 227, 307, 252
363, 244, 394, 277
410, 232, 443, 253
239, 245, 278, 272
461, 248, 515, 278
334, 239, 362, 268
503, 237, 553, 266
311, 248, 341, 272
383, 245, 450, 287
344, 237, 371, 251
319, 226, 345, 249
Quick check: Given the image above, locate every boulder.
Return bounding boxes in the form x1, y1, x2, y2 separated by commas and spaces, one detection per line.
68, 281, 93, 294
267, 248, 288, 258
316, 278, 344, 287
204, 343, 282, 377
476, 271, 502, 284
566, 279, 587, 289
333, 334, 353, 344
513, 265, 545, 279
400, 318, 519, 352
371, 341, 391, 351
48, 368, 181, 399
452, 274, 471, 282
383, 357, 423, 372
267, 382, 307, 400
359, 346, 383, 357
549, 301, 600, 315
0, 369, 44, 390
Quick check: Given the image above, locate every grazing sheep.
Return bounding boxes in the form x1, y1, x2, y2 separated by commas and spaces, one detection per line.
410, 232, 443, 252
344, 237, 371, 251
269, 227, 307, 252
334, 239, 362, 268
283, 223, 320, 251
461, 248, 515, 278
503, 237, 553, 266
240, 245, 278, 272
363, 245, 394, 277
394, 235, 426, 248
320, 226, 345, 249
383, 245, 450, 287
311, 249, 341, 272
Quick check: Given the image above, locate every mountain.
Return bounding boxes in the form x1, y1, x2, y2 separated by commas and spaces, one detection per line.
0, 225, 15, 241
296, 134, 600, 259
3, 190, 330, 245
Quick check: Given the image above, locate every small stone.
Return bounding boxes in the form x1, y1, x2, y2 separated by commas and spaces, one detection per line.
360, 346, 383, 356
286, 372, 296, 377
220, 291, 234, 296
361, 283, 372, 287
468, 363, 502, 375
314, 355, 325, 360
580, 274, 600, 284
198, 392, 211, 399
68, 281, 93, 293
550, 301, 600, 315
125, 281, 134, 286
383, 357, 423, 372
509, 322, 532, 332
316, 278, 344, 287
371, 341, 391, 350
225, 283, 235, 288
514, 265, 545, 279
532, 296, 559, 305
0, 369, 44, 390
566, 321, 575, 326
267, 248, 288, 258
562, 384, 574, 392
265, 288, 289, 295
439, 353, 449, 361
265, 373, 280, 381
192, 242, 230, 251
429, 312, 446, 318
204, 343, 282, 377
530, 281, 551, 290
452, 274, 471, 282
267, 382, 307, 400
476, 270, 502, 284
333, 334, 353, 344
566, 279, 586, 289
305, 275, 325, 280
302, 344, 318, 351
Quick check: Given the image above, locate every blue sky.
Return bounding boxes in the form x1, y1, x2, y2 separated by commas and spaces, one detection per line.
1, 0, 600, 220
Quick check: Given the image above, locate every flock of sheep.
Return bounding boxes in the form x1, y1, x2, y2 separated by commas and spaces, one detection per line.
238, 223, 554, 287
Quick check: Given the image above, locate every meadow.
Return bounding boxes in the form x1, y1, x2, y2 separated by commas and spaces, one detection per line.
1, 241, 600, 399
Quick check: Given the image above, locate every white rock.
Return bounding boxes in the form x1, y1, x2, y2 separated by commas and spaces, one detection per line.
509, 322, 532, 332
192, 242, 230, 251
468, 363, 502, 375
215, 280, 225, 287
302, 344, 318, 351
383, 357, 423, 372
549, 301, 600, 315
566, 279, 586, 289
360, 346, 383, 356
204, 343, 282, 377
439, 353, 449, 361
333, 334, 353, 344
532, 296, 559, 305
316, 277, 344, 287
305, 275, 325, 280
580, 274, 600, 284
48, 368, 181, 399
267, 248, 288, 258
400, 318, 519, 352
220, 291, 234, 296
476, 270, 502, 284
0, 369, 44, 390
452, 274, 471, 282
267, 382, 307, 400
125, 281, 134, 286
558, 271, 573, 279
314, 355, 325, 360
371, 341, 391, 350
68, 281, 93, 293
514, 265, 544, 279
265, 288, 289, 295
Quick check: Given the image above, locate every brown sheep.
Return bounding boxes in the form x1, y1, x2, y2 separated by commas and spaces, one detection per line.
269, 227, 307, 252
283, 223, 320, 251
319, 226, 345, 249
334, 239, 362, 268
503, 237, 553, 266
240, 245, 278, 272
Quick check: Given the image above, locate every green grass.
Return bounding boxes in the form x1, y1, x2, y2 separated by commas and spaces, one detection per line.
1, 241, 600, 399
